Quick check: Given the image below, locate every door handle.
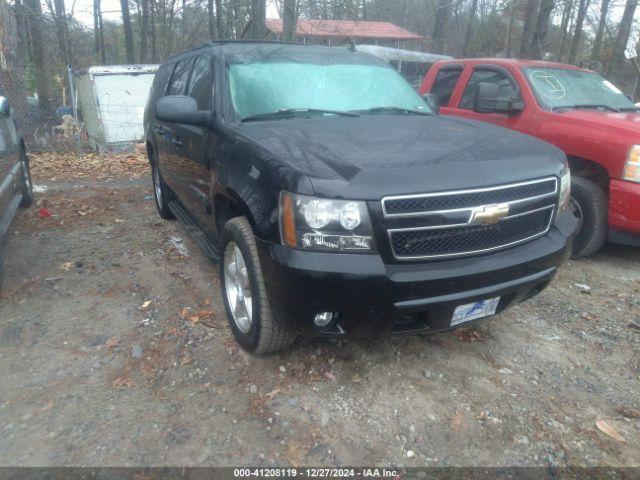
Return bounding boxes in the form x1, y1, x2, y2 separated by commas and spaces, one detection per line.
172, 138, 184, 147
154, 125, 164, 135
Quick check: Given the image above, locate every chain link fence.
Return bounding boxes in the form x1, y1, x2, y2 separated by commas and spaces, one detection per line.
0, 65, 76, 153
0, 63, 158, 154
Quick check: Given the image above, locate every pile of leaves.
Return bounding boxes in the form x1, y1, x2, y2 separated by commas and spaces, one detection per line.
30, 147, 149, 182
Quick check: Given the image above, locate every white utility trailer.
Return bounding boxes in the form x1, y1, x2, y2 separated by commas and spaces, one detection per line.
75, 65, 158, 152
352, 45, 452, 89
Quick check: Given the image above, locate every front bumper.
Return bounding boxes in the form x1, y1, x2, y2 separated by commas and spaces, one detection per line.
257, 212, 576, 338
609, 179, 640, 244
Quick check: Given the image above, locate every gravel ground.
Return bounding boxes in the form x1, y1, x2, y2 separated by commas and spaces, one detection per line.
0, 160, 639, 467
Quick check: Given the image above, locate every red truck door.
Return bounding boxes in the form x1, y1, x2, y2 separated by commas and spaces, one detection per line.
438, 64, 533, 134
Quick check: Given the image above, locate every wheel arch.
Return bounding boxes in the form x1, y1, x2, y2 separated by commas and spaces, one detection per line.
567, 155, 610, 195
213, 190, 257, 237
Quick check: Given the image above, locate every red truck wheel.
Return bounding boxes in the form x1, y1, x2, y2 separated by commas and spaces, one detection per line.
570, 176, 607, 257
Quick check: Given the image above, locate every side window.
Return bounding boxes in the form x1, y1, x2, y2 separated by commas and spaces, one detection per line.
150, 63, 173, 103
430, 67, 463, 106
187, 56, 212, 111
166, 59, 193, 96
459, 69, 518, 110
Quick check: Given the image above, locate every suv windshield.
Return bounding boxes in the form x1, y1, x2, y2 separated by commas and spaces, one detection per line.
228, 61, 430, 120
523, 67, 635, 111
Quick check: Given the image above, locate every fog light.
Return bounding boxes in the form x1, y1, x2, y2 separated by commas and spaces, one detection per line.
314, 312, 335, 327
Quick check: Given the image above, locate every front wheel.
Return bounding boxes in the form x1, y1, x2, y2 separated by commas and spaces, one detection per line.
220, 216, 297, 354
570, 176, 608, 258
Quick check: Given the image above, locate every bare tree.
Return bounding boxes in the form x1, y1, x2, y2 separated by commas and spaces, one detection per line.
13, 0, 30, 63
519, 0, 539, 59
505, 0, 516, 57
23, 0, 53, 115
140, 0, 150, 61
94, 0, 106, 63
208, 0, 216, 39
47, 0, 72, 66
567, 0, 588, 64
607, 0, 638, 75
432, 0, 450, 54
462, 0, 478, 56
243, 0, 266, 39
120, 0, 136, 63
529, 0, 554, 59
150, 0, 158, 60
214, 0, 223, 38
556, 0, 574, 61
592, 0, 609, 60
283, 0, 297, 41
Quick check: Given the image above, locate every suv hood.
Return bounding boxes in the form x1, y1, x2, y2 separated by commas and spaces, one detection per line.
237, 115, 566, 199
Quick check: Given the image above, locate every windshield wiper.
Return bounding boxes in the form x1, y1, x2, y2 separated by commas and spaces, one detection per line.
351, 106, 431, 116
619, 106, 640, 112
241, 108, 359, 122
552, 104, 620, 112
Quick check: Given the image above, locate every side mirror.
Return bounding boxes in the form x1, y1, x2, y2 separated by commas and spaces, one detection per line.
473, 82, 523, 115
155, 95, 211, 127
0, 96, 11, 117
423, 93, 440, 114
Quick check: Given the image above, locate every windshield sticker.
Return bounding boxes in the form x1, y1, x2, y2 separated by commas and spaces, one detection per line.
529, 70, 566, 99
602, 80, 623, 95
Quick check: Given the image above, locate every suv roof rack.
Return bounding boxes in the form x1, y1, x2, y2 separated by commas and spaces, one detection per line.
204, 39, 303, 46
168, 39, 309, 60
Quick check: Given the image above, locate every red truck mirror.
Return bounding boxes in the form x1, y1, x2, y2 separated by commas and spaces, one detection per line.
474, 82, 523, 115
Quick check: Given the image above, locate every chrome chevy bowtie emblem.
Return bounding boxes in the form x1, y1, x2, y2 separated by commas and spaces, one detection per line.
470, 204, 510, 225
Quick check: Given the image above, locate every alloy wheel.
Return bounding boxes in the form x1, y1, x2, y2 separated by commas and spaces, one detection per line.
153, 164, 163, 208
223, 241, 253, 333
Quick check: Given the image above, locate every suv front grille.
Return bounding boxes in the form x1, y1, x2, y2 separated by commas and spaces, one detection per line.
382, 178, 557, 216
390, 207, 553, 258
382, 177, 558, 260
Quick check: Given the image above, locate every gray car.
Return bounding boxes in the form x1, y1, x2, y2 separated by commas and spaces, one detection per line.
0, 94, 33, 290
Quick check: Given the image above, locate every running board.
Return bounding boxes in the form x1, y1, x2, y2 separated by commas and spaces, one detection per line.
0, 194, 22, 237
168, 200, 220, 263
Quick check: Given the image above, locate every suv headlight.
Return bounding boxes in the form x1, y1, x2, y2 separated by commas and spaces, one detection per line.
279, 192, 376, 252
559, 168, 571, 213
623, 145, 640, 183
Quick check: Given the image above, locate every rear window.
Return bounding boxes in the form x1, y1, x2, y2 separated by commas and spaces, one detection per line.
187, 56, 212, 110
430, 68, 462, 106
166, 59, 193, 96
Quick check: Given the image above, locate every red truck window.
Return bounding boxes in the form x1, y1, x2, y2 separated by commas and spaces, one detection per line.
430, 67, 463, 106
459, 69, 518, 110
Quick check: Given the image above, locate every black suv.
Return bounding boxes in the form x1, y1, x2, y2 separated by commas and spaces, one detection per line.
0, 94, 33, 290
144, 42, 577, 354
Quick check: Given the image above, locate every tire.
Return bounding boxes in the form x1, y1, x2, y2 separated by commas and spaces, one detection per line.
19, 148, 33, 208
570, 176, 608, 258
150, 158, 175, 220
220, 216, 297, 354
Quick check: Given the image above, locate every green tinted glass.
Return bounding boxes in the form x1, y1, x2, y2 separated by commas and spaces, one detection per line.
228, 62, 429, 119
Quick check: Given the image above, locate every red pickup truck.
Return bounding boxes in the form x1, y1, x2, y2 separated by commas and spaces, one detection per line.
420, 58, 640, 257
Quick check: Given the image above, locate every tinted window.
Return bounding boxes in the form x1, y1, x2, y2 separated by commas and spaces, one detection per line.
523, 67, 635, 110
228, 62, 430, 119
187, 56, 212, 110
166, 59, 193, 96
430, 68, 462, 106
459, 69, 518, 110
150, 63, 174, 103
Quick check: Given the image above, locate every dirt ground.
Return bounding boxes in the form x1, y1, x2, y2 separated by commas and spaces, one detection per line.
0, 153, 639, 467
